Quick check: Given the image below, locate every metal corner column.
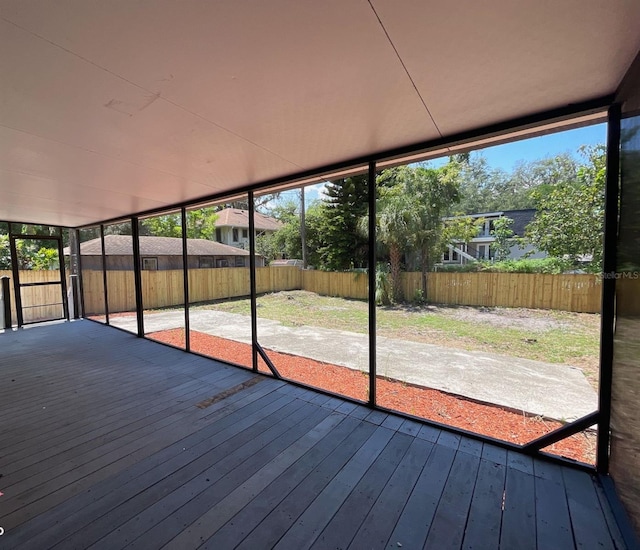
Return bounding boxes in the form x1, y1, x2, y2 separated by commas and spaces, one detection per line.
596, 104, 621, 474
248, 191, 259, 372
131, 217, 145, 338
368, 160, 377, 407
181, 208, 191, 352
76, 229, 86, 319
100, 225, 110, 324
8, 234, 23, 327
57, 233, 70, 321
597, 103, 621, 473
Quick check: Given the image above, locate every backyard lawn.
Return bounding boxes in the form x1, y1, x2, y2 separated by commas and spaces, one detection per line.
191, 290, 601, 388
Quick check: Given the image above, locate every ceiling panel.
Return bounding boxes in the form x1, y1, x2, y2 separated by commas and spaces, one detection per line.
0, 126, 214, 224
0, 0, 638, 227
372, 0, 640, 135
0, 1, 438, 166
0, 18, 299, 190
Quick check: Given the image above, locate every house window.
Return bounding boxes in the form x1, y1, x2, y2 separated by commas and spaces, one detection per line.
443, 249, 450, 261
235, 256, 245, 267
232, 228, 239, 242
242, 229, 248, 239
199, 256, 214, 268
215, 228, 222, 242
141, 257, 158, 270
216, 259, 229, 268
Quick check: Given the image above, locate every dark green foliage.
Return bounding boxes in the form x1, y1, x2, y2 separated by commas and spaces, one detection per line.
437, 257, 573, 274
257, 200, 324, 267
490, 216, 514, 261
375, 164, 461, 300
451, 152, 579, 215
317, 175, 369, 270
525, 146, 605, 271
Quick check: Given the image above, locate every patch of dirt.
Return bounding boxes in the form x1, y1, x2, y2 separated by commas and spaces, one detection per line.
445, 306, 572, 332
387, 303, 591, 333
150, 328, 595, 465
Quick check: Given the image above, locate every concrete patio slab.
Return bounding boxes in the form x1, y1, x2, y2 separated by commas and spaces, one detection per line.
110, 309, 598, 422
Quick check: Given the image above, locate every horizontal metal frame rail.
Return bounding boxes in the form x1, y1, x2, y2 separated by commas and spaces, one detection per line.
19, 281, 63, 287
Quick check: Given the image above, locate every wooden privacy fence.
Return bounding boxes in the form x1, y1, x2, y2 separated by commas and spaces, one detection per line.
302, 271, 602, 313
2, 267, 604, 319
80, 266, 303, 314
302, 270, 369, 301
403, 272, 602, 313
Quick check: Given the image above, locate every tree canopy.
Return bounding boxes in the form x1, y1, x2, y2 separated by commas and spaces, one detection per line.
524, 145, 606, 270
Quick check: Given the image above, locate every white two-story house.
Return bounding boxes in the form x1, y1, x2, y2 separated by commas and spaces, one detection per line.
442, 209, 546, 264
214, 208, 282, 250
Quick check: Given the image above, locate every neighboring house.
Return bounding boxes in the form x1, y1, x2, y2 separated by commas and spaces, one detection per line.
214, 208, 282, 250
442, 209, 546, 264
68, 234, 265, 270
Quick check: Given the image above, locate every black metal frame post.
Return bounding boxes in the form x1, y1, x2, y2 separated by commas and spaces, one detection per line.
181, 207, 191, 352
8, 233, 22, 327
131, 217, 145, 338
1, 276, 11, 328
248, 192, 259, 373
57, 234, 69, 321
100, 225, 110, 323
368, 161, 377, 407
597, 103, 622, 473
76, 229, 86, 319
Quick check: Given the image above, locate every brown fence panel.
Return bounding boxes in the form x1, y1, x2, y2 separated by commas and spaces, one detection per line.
105, 270, 137, 313
303, 270, 367, 300
141, 269, 185, 310
421, 272, 601, 313
81, 270, 107, 315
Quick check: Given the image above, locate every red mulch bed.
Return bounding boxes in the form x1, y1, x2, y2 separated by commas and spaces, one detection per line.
149, 328, 594, 464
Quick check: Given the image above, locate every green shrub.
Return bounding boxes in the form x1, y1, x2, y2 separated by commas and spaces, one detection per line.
436, 257, 574, 274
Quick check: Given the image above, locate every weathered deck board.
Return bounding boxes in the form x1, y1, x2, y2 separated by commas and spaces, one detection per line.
0, 321, 629, 549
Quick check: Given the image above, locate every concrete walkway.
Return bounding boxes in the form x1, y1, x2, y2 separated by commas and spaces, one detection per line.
110, 309, 597, 422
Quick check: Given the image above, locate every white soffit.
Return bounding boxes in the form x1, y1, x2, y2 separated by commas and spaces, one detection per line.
0, 0, 639, 227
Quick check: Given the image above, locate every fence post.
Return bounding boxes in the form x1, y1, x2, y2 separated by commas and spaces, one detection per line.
1, 276, 11, 329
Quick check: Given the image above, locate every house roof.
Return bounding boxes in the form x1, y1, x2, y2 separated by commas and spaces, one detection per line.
473, 209, 536, 237
75, 234, 250, 256
1, 2, 638, 227
445, 209, 536, 237
214, 209, 282, 232
502, 209, 536, 237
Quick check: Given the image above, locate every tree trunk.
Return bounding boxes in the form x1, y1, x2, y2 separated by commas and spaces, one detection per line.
421, 247, 429, 299
390, 243, 403, 303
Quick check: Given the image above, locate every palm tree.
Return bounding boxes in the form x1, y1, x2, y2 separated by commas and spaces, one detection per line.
404, 166, 460, 296
374, 190, 413, 303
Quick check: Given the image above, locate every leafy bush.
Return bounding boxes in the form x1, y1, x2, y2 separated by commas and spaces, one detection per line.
435, 257, 574, 274
375, 263, 391, 305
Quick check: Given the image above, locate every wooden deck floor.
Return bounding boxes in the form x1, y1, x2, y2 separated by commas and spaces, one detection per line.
0, 321, 628, 549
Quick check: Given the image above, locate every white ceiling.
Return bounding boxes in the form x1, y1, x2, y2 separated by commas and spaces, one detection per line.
1, 0, 639, 227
